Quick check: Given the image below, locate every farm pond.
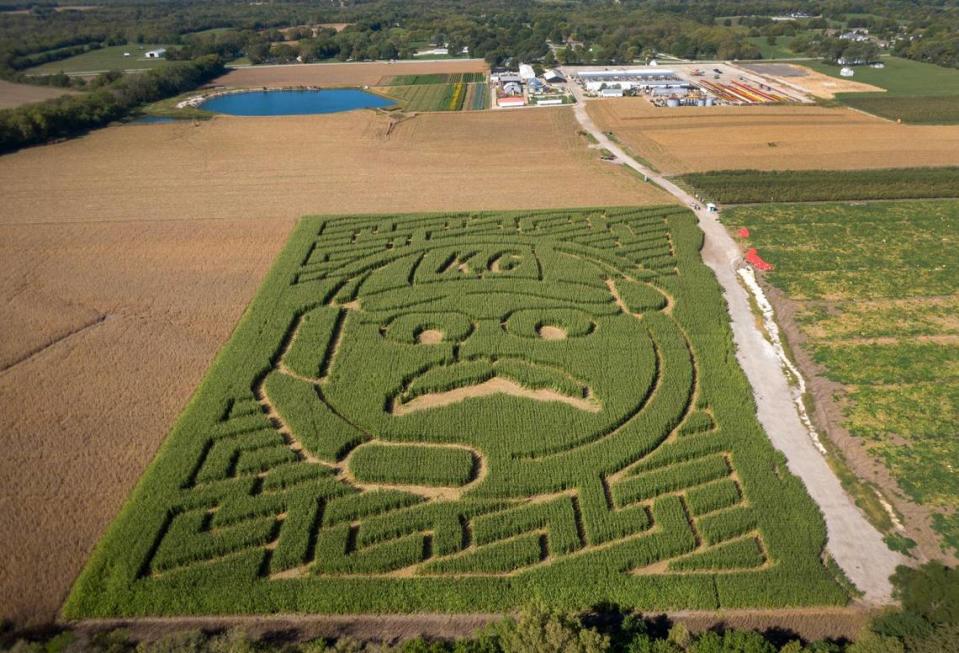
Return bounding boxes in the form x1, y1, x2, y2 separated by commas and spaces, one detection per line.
199, 88, 394, 116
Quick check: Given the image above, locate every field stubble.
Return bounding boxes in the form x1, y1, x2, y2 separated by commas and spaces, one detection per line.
0, 79, 80, 109
0, 107, 670, 625
212, 60, 488, 89
586, 99, 959, 174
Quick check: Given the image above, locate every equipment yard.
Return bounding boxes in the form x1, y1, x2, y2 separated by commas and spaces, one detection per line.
564, 63, 812, 107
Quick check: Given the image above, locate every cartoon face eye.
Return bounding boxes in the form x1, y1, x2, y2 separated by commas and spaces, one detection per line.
382, 312, 474, 345
504, 309, 596, 340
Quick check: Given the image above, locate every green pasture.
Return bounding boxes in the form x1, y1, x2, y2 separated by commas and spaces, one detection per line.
27, 43, 172, 75
804, 57, 959, 123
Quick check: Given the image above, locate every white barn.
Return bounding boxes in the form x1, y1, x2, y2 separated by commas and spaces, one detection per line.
145, 48, 167, 59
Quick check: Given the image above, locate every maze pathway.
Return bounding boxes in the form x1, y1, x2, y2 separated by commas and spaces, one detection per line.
65, 207, 847, 616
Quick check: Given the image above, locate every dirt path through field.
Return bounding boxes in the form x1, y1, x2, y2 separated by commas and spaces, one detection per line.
568, 85, 905, 603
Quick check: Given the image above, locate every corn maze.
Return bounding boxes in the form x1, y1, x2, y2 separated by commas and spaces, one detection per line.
66, 207, 847, 616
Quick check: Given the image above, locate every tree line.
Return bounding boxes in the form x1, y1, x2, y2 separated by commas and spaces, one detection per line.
0, 55, 224, 154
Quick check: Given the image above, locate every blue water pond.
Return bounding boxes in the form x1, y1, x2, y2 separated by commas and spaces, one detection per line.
200, 89, 394, 116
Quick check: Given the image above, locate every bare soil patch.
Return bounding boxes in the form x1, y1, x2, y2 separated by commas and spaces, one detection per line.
0, 107, 668, 625
538, 325, 567, 340
586, 99, 959, 174
392, 377, 601, 415
739, 63, 883, 98
0, 79, 79, 109
214, 60, 488, 89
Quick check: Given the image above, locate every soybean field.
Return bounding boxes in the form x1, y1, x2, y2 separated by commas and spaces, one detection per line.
680, 168, 959, 204
65, 207, 847, 616
728, 200, 959, 557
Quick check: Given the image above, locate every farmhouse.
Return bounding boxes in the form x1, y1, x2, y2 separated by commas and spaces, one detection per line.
145, 48, 166, 58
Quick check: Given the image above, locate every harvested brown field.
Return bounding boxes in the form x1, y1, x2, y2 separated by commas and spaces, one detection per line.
738, 63, 883, 99
588, 98, 959, 174
1, 110, 668, 223
0, 79, 79, 109
213, 59, 488, 88
0, 107, 668, 625
0, 218, 295, 627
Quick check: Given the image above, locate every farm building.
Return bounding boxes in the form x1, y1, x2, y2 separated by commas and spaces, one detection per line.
518, 64, 536, 81
577, 69, 692, 93
840, 67, 855, 77
491, 72, 521, 84
145, 48, 167, 58
502, 81, 523, 96
543, 69, 565, 83
600, 87, 625, 97
528, 78, 545, 93
497, 96, 525, 108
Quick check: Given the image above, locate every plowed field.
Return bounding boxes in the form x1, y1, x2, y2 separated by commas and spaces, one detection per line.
587, 99, 959, 174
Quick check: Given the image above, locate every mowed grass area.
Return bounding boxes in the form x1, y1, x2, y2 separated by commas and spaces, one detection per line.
804, 57, 959, 124
65, 207, 846, 617
727, 200, 959, 555
26, 44, 172, 74
680, 167, 959, 204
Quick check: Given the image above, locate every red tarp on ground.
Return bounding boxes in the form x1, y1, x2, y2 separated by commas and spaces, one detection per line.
745, 248, 774, 271
738, 227, 750, 238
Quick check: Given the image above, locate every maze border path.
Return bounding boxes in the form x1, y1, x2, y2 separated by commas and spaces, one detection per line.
64, 207, 848, 617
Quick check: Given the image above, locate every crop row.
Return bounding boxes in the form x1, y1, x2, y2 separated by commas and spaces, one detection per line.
680, 167, 959, 204
64, 206, 848, 616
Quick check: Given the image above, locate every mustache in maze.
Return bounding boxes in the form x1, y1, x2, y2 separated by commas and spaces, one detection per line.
390, 357, 601, 415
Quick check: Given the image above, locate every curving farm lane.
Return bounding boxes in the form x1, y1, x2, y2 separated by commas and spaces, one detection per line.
564, 79, 905, 604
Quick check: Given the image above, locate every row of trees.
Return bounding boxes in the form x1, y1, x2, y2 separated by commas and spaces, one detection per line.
4, 1, 959, 78
0, 55, 224, 154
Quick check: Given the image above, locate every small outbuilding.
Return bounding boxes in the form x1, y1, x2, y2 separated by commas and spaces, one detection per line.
145, 48, 167, 59
543, 68, 565, 83
497, 96, 526, 108
839, 66, 855, 77
503, 81, 523, 96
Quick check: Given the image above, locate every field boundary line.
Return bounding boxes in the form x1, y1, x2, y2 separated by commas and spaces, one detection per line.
0, 314, 109, 377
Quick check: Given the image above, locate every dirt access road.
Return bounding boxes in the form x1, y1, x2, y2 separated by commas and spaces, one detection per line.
567, 85, 905, 604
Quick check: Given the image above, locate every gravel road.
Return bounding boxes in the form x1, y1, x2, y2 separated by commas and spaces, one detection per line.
566, 83, 904, 603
